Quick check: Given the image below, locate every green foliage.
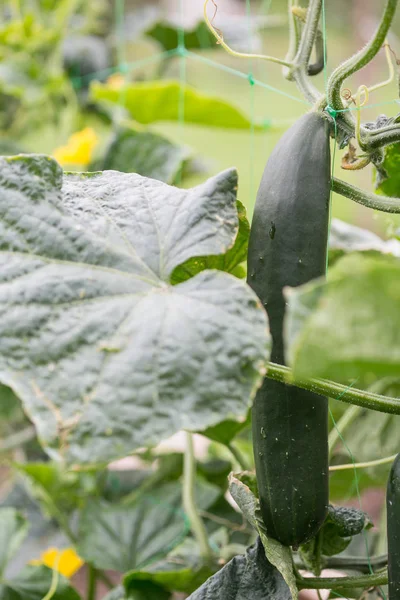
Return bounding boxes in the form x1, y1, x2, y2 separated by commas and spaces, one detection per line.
0, 155, 269, 465
91, 126, 190, 184
77, 480, 220, 572
375, 142, 400, 197
0, 566, 81, 600
90, 80, 265, 130
286, 253, 400, 382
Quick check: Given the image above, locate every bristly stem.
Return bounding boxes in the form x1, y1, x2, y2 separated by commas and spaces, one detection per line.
183, 432, 213, 560
327, 0, 398, 130
296, 570, 388, 590
332, 177, 400, 213
265, 362, 400, 415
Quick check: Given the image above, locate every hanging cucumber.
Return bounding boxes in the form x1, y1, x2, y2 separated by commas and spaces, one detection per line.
387, 453, 400, 599
247, 111, 331, 547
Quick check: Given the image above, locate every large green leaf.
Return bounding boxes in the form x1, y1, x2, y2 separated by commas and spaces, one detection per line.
285, 253, 400, 382
77, 479, 220, 572
0, 566, 81, 600
228, 473, 298, 600
91, 127, 190, 184
0, 509, 28, 578
187, 538, 291, 600
0, 155, 269, 465
90, 80, 263, 129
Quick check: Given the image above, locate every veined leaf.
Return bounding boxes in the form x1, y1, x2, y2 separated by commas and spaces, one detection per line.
0, 155, 269, 465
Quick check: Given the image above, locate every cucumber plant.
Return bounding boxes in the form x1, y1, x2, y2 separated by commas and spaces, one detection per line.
2, 1, 400, 600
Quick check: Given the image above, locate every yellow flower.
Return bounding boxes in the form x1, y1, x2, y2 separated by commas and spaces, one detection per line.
53, 127, 98, 167
30, 547, 84, 578
106, 73, 126, 90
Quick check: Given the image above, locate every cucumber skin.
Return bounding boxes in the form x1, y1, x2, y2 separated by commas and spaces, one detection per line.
247, 112, 331, 547
387, 454, 400, 599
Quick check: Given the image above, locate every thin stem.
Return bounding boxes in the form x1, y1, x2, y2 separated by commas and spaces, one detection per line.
327, 0, 398, 131
183, 432, 213, 561
283, 0, 301, 79
332, 177, 400, 214
203, 0, 291, 67
330, 453, 397, 472
296, 570, 387, 590
328, 405, 362, 458
295, 554, 388, 574
87, 565, 97, 600
227, 442, 250, 471
288, 0, 323, 103
362, 122, 400, 151
265, 362, 400, 415
0, 426, 36, 453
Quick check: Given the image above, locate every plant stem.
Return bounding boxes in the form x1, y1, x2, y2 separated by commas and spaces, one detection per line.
265, 362, 400, 415
290, 0, 323, 103
296, 570, 387, 590
183, 432, 213, 561
332, 177, 400, 213
327, 0, 398, 131
283, 0, 301, 80
295, 554, 388, 574
329, 453, 397, 472
227, 442, 250, 471
87, 565, 97, 600
328, 405, 362, 458
363, 123, 400, 151
0, 426, 36, 453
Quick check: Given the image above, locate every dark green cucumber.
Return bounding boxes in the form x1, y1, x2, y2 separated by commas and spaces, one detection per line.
247, 112, 331, 547
387, 453, 400, 599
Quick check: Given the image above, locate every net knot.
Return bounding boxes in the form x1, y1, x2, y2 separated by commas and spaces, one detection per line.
325, 105, 338, 119
176, 46, 187, 57
247, 73, 255, 86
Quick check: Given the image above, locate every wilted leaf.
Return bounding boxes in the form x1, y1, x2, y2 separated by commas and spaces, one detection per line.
229, 473, 298, 599
0, 155, 269, 465
187, 538, 291, 600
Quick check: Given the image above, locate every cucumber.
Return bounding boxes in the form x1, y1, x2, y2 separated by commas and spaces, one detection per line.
247, 112, 331, 547
387, 453, 400, 599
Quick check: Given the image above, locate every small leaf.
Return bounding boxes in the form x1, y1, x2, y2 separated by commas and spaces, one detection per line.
229, 473, 298, 599
0, 565, 81, 600
90, 80, 264, 129
0, 508, 28, 577
285, 254, 400, 382
103, 587, 127, 600
187, 538, 291, 600
91, 126, 190, 184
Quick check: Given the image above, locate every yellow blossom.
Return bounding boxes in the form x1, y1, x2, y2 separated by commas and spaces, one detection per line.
53, 127, 98, 167
106, 73, 126, 90
30, 547, 84, 578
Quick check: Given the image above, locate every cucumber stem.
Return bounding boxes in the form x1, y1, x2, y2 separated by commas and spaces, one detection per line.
296, 570, 387, 590
332, 177, 400, 214
265, 362, 400, 415
327, 0, 398, 132
183, 432, 213, 561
